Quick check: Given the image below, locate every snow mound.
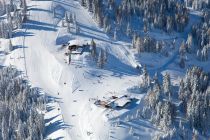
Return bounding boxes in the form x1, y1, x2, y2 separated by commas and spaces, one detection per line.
0, 39, 10, 52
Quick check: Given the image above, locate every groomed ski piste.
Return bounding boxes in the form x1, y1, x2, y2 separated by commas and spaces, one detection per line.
0, 0, 209, 140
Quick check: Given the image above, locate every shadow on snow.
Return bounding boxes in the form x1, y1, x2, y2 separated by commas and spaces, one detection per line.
22, 20, 57, 32
13, 31, 34, 38
104, 52, 139, 77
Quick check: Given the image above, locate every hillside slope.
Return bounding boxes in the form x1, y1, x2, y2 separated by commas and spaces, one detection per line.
1, 0, 209, 139
3, 0, 149, 139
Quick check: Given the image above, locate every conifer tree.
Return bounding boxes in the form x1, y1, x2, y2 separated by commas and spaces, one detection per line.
91, 39, 96, 58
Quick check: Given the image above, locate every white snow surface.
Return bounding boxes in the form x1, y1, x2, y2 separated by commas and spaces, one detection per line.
0, 0, 209, 140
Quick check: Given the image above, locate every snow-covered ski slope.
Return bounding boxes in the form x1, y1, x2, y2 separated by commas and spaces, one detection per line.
3, 0, 155, 139
2, 0, 209, 139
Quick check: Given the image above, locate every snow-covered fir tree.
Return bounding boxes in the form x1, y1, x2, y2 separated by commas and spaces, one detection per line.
140, 66, 209, 139
8, 39, 13, 51
97, 48, 108, 68
67, 21, 71, 33
0, 0, 28, 38
141, 65, 150, 88
163, 73, 172, 97
0, 67, 46, 140
90, 39, 97, 58
80, 0, 190, 39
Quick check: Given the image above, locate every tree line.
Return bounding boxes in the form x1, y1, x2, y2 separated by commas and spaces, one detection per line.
0, 0, 27, 38
81, 0, 189, 37
140, 66, 210, 139
0, 67, 46, 140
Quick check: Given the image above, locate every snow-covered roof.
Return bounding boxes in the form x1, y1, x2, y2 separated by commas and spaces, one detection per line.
113, 96, 131, 107
68, 39, 90, 46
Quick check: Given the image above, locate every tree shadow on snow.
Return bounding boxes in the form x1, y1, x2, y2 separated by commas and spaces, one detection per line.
12, 45, 28, 51
45, 119, 71, 137
127, 86, 146, 94
46, 95, 63, 103
77, 22, 105, 35
70, 30, 110, 44
13, 31, 34, 38
22, 21, 57, 32
104, 53, 139, 77
44, 95, 72, 139
27, 19, 57, 27
28, 7, 51, 13
83, 51, 139, 77
46, 105, 55, 112
45, 114, 59, 124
